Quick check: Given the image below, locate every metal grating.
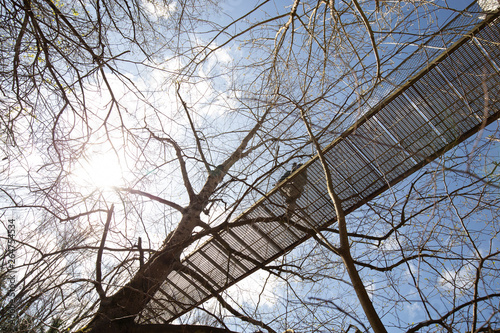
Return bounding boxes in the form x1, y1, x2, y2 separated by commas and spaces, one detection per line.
137, 7, 500, 324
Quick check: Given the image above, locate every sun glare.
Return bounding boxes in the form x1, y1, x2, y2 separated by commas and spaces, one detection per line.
71, 152, 127, 190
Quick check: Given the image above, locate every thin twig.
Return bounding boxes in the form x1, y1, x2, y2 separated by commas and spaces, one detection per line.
176, 83, 211, 172
351, 0, 381, 81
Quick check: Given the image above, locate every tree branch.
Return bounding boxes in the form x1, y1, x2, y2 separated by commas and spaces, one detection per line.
176, 82, 211, 172
147, 129, 196, 200
95, 204, 114, 300
129, 323, 238, 333
351, 0, 381, 81
299, 106, 387, 333
176, 263, 277, 333
116, 187, 185, 213
406, 294, 500, 333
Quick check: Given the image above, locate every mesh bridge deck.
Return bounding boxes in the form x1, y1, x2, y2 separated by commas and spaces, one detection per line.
138, 5, 500, 323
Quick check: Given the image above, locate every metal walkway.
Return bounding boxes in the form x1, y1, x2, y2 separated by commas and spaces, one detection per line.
138, 5, 500, 324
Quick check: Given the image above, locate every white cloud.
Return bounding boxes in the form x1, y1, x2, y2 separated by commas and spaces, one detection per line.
143, 42, 238, 119
438, 264, 475, 291
226, 269, 279, 307
478, 0, 500, 12
405, 302, 423, 321
142, 0, 177, 20
379, 237, 400, 251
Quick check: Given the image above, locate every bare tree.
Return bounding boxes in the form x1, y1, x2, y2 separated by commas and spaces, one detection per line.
1, 0, 499, 332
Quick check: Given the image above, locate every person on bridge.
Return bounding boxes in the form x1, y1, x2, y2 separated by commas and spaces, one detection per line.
279, 162, 306, 219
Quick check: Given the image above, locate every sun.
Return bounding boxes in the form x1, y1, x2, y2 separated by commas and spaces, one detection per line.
71, 151, 127, 190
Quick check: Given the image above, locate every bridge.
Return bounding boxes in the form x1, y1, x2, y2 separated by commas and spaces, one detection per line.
137, 3, 500, 324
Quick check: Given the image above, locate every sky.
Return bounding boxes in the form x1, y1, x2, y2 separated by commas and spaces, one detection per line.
1, 0, 500, 332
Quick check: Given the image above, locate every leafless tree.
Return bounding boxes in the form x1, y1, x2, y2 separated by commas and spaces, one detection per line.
1, 0, 499, 332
